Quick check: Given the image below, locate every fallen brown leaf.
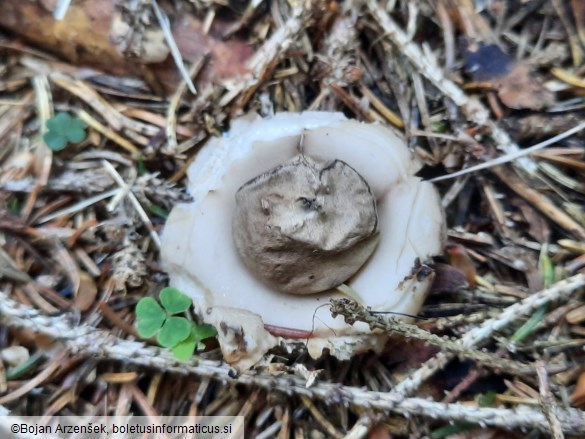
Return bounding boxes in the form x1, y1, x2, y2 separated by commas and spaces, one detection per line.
73, 271, 98, 312
446, 244, 477, 287
570, 370, 585, 408
431, 262, 470, 294
0, 0, 252, 92
496, 62, 555, 110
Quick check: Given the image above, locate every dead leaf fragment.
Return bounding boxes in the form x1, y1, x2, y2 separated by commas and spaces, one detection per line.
497, 62, 555, 110
430, 262, 469, 294
566, 304, 585, 324
291, 364, 323, 388
463, 44, 555, 110
570, 370, 585, 408
446, 244, 477, 287
73, 271, 98, 312
110, 243, 147, 292
0, 0, 253, 92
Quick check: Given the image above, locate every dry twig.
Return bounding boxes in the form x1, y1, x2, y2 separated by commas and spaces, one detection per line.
389, 273, 585, 396
330, 298, 549, 376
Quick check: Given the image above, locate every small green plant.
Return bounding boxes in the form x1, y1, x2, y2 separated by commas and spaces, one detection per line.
478, 390, 497, 407
43, 112, 87, 151
135, 287, 217, 361
7, 198, 20, 215
147, 204, 170, 219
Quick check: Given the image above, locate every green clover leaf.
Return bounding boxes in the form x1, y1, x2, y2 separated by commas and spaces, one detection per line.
43, 130, 68, 151
157, 316, 191, 348
193, 323, 217, 341
171, 329, 198, 361
172, 324, 218, 361
43, 112, 87, 151
160, 287, 192, 315
135, 288, 217, 360
135, 297, 166, 338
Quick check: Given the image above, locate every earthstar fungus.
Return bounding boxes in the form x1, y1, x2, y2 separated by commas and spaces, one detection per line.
161, 112, 445, 370
233, 154, 380, 295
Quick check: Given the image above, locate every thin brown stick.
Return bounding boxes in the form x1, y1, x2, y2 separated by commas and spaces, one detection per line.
97, 300, 139, 338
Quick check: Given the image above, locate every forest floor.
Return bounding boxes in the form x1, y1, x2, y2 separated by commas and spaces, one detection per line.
1, 0, 585, 437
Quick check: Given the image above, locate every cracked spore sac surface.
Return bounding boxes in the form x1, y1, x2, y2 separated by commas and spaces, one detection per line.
233, 154, 380, 294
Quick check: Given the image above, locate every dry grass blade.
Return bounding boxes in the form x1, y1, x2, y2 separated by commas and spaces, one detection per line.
34, 188, 120, 224
430, 122, 585, 182
101, 160, 161, 249
166, 54, 208, 152
77, 110, 140, 156
151, 0, 196, 94
300, 395, 343, 439
50, 73, 157, 135
492, 166, 585, 240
